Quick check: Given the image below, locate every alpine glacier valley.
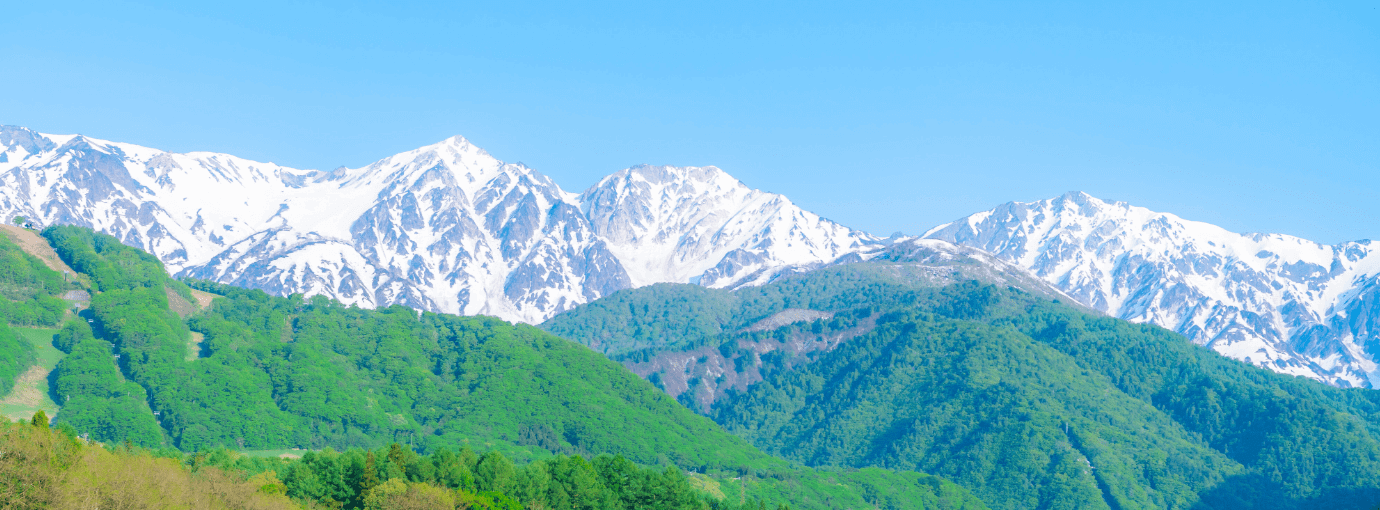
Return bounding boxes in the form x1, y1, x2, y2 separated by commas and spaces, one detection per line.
2, 125, 1377, 388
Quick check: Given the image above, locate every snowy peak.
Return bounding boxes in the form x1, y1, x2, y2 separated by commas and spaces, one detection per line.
580, 164, 882, 288
927, 191, 1380, 387
0, 126, 879, 324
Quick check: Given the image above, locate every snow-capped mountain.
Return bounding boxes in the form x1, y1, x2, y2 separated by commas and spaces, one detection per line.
925, 191, 1380, 387
580, 165, 881, 289
0, 125, 877, 323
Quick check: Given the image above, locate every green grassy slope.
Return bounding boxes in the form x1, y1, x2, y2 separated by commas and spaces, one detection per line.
0, 327, 63, 422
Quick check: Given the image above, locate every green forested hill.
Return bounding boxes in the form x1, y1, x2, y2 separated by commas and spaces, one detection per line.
545, 265, 1380, 509
15, 226, 985, 510
0, 228, 74, 398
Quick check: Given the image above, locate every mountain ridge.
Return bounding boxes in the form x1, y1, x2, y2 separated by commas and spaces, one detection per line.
0, 125, 878, 324
7, 124, 1380, 387
924, 190, 1380, 387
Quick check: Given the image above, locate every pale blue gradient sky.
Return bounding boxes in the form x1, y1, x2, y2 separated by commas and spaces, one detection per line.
3, 1, 1376, 243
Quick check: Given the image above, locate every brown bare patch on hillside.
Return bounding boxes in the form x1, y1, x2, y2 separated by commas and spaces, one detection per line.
190, 289, 219, 309
0, 225, 74, 274
1, 366, 54, 421
165, 286, 199, 318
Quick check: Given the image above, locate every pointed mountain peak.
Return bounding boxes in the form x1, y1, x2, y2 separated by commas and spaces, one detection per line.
604, 164, 753, 198
439, 134, 474, 147
1058, 190, 1095, 201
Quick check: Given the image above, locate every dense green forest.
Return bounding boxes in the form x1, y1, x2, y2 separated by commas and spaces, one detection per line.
545, 265, 1380, 509
0, 226, 985, 510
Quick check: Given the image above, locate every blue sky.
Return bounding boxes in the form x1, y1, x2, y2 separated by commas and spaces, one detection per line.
3, 1, 1376, 243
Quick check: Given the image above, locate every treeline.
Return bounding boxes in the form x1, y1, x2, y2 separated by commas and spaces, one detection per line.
28, 225, 985, 509
208, 445, 745, 510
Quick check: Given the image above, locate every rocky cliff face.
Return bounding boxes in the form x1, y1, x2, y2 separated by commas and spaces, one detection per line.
926, 191, 1380, 387
0, 126, 874, 323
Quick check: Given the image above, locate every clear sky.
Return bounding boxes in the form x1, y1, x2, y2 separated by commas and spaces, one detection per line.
3, 1, 1376, 244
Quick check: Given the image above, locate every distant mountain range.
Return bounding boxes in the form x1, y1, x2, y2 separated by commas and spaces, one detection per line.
3, 125, 1377, 387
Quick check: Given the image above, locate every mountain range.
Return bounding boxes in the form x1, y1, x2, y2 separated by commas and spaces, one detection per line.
925, 192, 1380, 388
3, 125, 1378, 388
0, 125, 877, 324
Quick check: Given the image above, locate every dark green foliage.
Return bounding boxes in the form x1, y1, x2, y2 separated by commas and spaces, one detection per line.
550, 266, 1380, 509
53, 317, 94, 353
716, 310, 1237, 509
49, 335, 164, 447
544, 283, 738, 356
711, 279, 1380, 509
542, 264, 947, 359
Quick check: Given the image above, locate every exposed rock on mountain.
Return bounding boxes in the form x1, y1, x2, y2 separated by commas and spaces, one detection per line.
925, 191, 1380, 387
0, 126, 876, 323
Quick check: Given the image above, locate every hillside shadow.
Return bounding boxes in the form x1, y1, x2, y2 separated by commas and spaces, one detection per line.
1193, 473, 1380, 510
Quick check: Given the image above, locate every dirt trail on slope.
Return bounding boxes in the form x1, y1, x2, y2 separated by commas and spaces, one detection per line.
0, 225, 75, 274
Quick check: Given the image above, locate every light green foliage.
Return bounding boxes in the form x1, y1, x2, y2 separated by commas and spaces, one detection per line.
0, 230, 68, 327
50, 334, 165, 447
177, 281, 762, 466
34, 225, 985, 510
0, 323, 36, 396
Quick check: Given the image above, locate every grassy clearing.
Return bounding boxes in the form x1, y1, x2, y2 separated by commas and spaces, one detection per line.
0, 327, 63, 422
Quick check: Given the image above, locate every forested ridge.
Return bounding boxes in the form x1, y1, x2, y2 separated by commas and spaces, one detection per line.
546, 264, 1380, 509
0, 229, 72, 396
0, 225, 985, 510
11, 222, 1380, 508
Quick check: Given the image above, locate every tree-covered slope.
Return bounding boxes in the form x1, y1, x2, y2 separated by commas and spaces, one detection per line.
715, 282, 1380, 509
543, 262, 1079, 411
0, 227, 76, 396
27, 225, 985, 510
546, 264, 1380, 509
